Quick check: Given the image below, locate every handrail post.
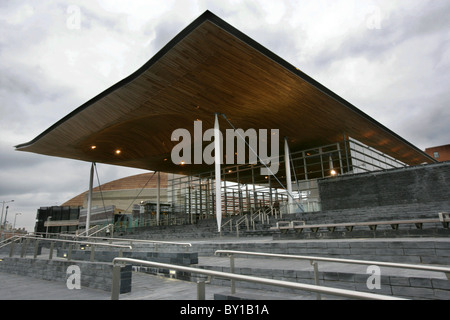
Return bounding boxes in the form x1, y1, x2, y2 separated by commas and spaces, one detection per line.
229, 254, 236, 294
197, 280, 206, 300
21, 238, 29, 258
67, 244, 73, 261
49, 242, 54, 260
111, 264, 121, 300
90, 244, 95, 262
9, 240, 15, 257
311, 260, 321, 300
33, 240, 40, 259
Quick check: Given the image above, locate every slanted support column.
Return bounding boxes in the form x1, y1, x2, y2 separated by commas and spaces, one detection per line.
284, 138, 293, 214
86, 162, 95, 236
214, 113, 222, 232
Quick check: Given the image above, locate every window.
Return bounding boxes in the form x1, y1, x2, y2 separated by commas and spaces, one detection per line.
433, 152, 440, 159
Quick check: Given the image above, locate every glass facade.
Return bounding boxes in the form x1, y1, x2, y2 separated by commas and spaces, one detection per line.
34, 138, 408, 233
166, 137, 408, 220
35, 206, 80, 235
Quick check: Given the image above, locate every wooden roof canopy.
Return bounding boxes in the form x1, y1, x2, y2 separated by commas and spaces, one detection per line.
15, 10, 435, 178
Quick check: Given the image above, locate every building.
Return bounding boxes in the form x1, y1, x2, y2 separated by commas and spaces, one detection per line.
19, 11, 436, 233
425, 144, 450, 162
35, 172, 172, 233
35, 206, 80, 235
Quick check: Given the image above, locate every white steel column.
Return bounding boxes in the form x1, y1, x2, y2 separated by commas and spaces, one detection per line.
214, 113, 222, 232
86, 162, 94, 236
156, 171, 161, 225
284, 138, 293, 213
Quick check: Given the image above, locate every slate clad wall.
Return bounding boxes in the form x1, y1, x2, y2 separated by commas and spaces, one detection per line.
0, 257, 131, 293
56, 249, 198, 265
318, 162, 450, 211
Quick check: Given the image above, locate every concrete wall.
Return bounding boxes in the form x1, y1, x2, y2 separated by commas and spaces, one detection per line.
318, 162, 450, 211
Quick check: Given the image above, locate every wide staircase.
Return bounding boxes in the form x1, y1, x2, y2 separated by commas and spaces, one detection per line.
0, 201, 449, 300
118, 201, 450, 240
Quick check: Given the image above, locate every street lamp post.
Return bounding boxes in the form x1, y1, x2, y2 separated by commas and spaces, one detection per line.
13, 213, 21, 236
1, 200, 14, 240
1, 200, 14, 229
3, 206, 9, 229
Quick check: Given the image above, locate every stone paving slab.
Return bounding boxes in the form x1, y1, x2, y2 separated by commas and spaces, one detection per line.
0, 271, 110, 300
0, 271, 314, 300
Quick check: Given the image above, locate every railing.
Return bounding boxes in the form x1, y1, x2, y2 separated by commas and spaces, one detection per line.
250, 208, 269, 230
220, 218, 233, 234
111, 257, 406, 300
87, 223, 114, 237
77, 225, 99, 237
235, 215, 249, 237
4, 235, 132, 261
58, 234, 192, 252
0, 234, 42, 250
214, 250, 450, 300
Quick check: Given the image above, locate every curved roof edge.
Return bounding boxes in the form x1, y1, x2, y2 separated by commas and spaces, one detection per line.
15, 10, 435, 164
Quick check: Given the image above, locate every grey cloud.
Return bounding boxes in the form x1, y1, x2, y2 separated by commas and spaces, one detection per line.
0, 1, 448, 232
312, 1, 450, 68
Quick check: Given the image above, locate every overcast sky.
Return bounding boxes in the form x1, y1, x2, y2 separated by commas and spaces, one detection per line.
0, 0, 449, 231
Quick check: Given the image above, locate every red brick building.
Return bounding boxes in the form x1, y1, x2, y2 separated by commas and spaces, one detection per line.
425, 144, 450, 162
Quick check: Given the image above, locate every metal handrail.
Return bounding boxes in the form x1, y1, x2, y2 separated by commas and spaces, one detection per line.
235, 215, 249, 237
77, 225, 99, 237
111, 257, 406, 300
214, 250, 450, 275
59, 234, 192, 249
214, 250, 450, 298
0, 235, 30, 249
21, 235, 132, 249
4, 235, 133, 262
220, 218, 233, 233
88, 223, 114, 237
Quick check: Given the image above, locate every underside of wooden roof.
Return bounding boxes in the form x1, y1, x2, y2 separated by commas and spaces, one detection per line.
15, 11, 435, 176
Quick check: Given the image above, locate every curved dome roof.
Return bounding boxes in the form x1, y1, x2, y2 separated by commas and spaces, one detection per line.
61, 172, 168, 207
